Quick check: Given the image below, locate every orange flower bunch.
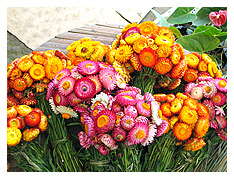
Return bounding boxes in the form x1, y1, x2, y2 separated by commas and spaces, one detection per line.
7, 105, 48, 146
153, 92, 210, 151
182, 52, 222, 83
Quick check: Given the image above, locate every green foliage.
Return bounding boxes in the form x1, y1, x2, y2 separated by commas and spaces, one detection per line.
151, 9, 169, 27
167, 7, 197, 24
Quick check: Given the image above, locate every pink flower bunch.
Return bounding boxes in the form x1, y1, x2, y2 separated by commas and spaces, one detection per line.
46, 60, 127, 119
78, 86, 168, 155
184, 72, 227, 141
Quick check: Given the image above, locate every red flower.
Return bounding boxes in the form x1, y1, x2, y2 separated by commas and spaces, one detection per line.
209, 10, 227, 27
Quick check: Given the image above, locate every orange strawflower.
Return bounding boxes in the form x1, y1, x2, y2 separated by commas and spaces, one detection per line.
31, 54, 46, 65
186, 54, 200, 69
167, 78, 181, 90
157, 44, 172, 58
208, 61, 218, 77
155, 35, 173, 46
130, 53, 143, 71
115, 45, 133, 63
201, 53, 213, 63
17, 57, 34, 72
139, 47, 157, 67
179, 106, 198, 125
215, 69, 223, 78
170, 99, 183, 114
29, 64, 46, 81
176, 93, 188, 101
198, 60, 208, 72
183, 68, 198, 82
194, 117, 209, 138
161, 102, 172, 117
169, 115, 179, 129
44, 57, 64, 80
175, 43, 185, 60
157, 26, 175, 44
184, 98, 198, 110
166, 93, 175, 103
153, 93, 167, 102
12, 78, 27, 92
170, 59, 187, 78
137, 21, 158, 37
22, 73, 34, 87
197, 103, 209, 117
184, 138, 206, 151
154, 57, 172, 74
173, 122, 192, 141
170, 48, 181, 65
133, 37, 149, 53
72, 57, 86, 66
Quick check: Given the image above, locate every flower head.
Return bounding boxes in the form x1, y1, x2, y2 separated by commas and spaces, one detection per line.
22, 128, 40, 142
115, 72, 127, 89
156, 120, 168, 137
7, 127, 22, 146
57, 76, 76, 96
139, 47, 157, 67
52, 91, 68, 106
213, 77, 227, 93
190, 86, 204, 101
112, 127, 127, 142
78, 131, 96, 149
216, 128, 227, 141
135, 116, 149, 126
99, 134, 118, 150
127, 122, 149, 144
202, 81, 217, 98
179, 106, 198, 125
99, 68, 117, 90
115, 45, 133, 63
141, 124, 157, 146
209, 10, 227, 27
116, 94, 137, 106
120, 115, 136, 131
184, 138, 206, 151
184, 82, 196, 94
136, 100, 151, 117
124, 105, 138, 118
183, 69, 198, 82
137, 21, 158, 37
133, 37, 149, 53
75, 41, 95, 59
94, 109, 116, 133
211, 92, 226, 106
88, 75, 102, 94
53, 68, 71, 84
91, 92, 109, 110
74, 77, 96, 100
194, 117, 209, 138
76, 60, 100, 75
173, 122, 192, 141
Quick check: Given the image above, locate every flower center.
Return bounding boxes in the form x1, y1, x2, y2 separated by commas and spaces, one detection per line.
85, 63, 93, 68
82, 86, 88, 91
81, 47, 88, 53
116, 134, 123, 140
218, 80, 226, 88
205, 86, 211, 93
93, 109, 98, 117
80, 116, 84, 123
158, 109, 162, 119
34, 68, 41, 76
213, 95, 221, 103
52, 65, 59, 73
115, 104, 120, 108
93, 101, 101, 108
62, 81, 70, 90
55, 94, 61, 103
108, 75, 113, 81
85, 123, 89, 134
180, 128, 186, 135
142, 103, 150, 110
97, 115, 109, 128
62, 113, 71, 119
125, 119, 132, 125
135, 130, 145, 140
10, 120, 18, 127
123, 95, 133, 100
116, 115, 122, 124
56, 73, 64, 81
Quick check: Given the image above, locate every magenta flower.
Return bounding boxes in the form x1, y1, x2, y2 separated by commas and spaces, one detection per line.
209, 10, 227, 27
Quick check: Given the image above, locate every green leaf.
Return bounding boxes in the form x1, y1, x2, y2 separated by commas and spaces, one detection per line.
169, 26, 182, 39
193, 7, 227, 26
176, 34, 220, 53
193, 26, 221, 36
167, 7, 197, 24
216, 32, 227, 42
150, 9, 169, 27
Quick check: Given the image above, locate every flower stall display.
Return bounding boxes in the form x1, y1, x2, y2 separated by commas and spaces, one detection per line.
7, 7, 227, 172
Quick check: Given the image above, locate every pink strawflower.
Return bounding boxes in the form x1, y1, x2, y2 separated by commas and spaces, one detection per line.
77, 60, 100, 75
203, 99, 215, 120
70, 67, 83, 80
67, 92, 83, 106
99, 68, 117, 90
116, 94, 137, 106
78, 131, 96, 149
211, 92, 226, 106
127, 122, 149, 144
155, 120, 168, 137
94, 109, 116, 133
98, 62, 115, 71
136, 100, 151, 117
216, 128, 227, 141
209, 10, 227, 27
210, 118, 219, 129
121, 115, 136, 130
53, 68, 71, 85
202, 81, 217, 98
144, 92, 155, 102
46, 81, 56, 101
115, 72, 127, 89
215, 114, 227, 129
124, 86, 141, 94
99, 134, 118, 150
83, 117, 96, 137
124, 105, 138, 118
96, 143, 110, 155
73, 104, 89, 115
52, 91, 68, 106
135, 116, 149, 126
190, 87, 203, 101
90, 103, 106, 120
87, 75, 102, 94
112, 102, 123, 113
184, 82, 196, 94
141, 124, 157, 146
112, 127, 127, 142
116, 90, 137, 97
213, 77, 227, 93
